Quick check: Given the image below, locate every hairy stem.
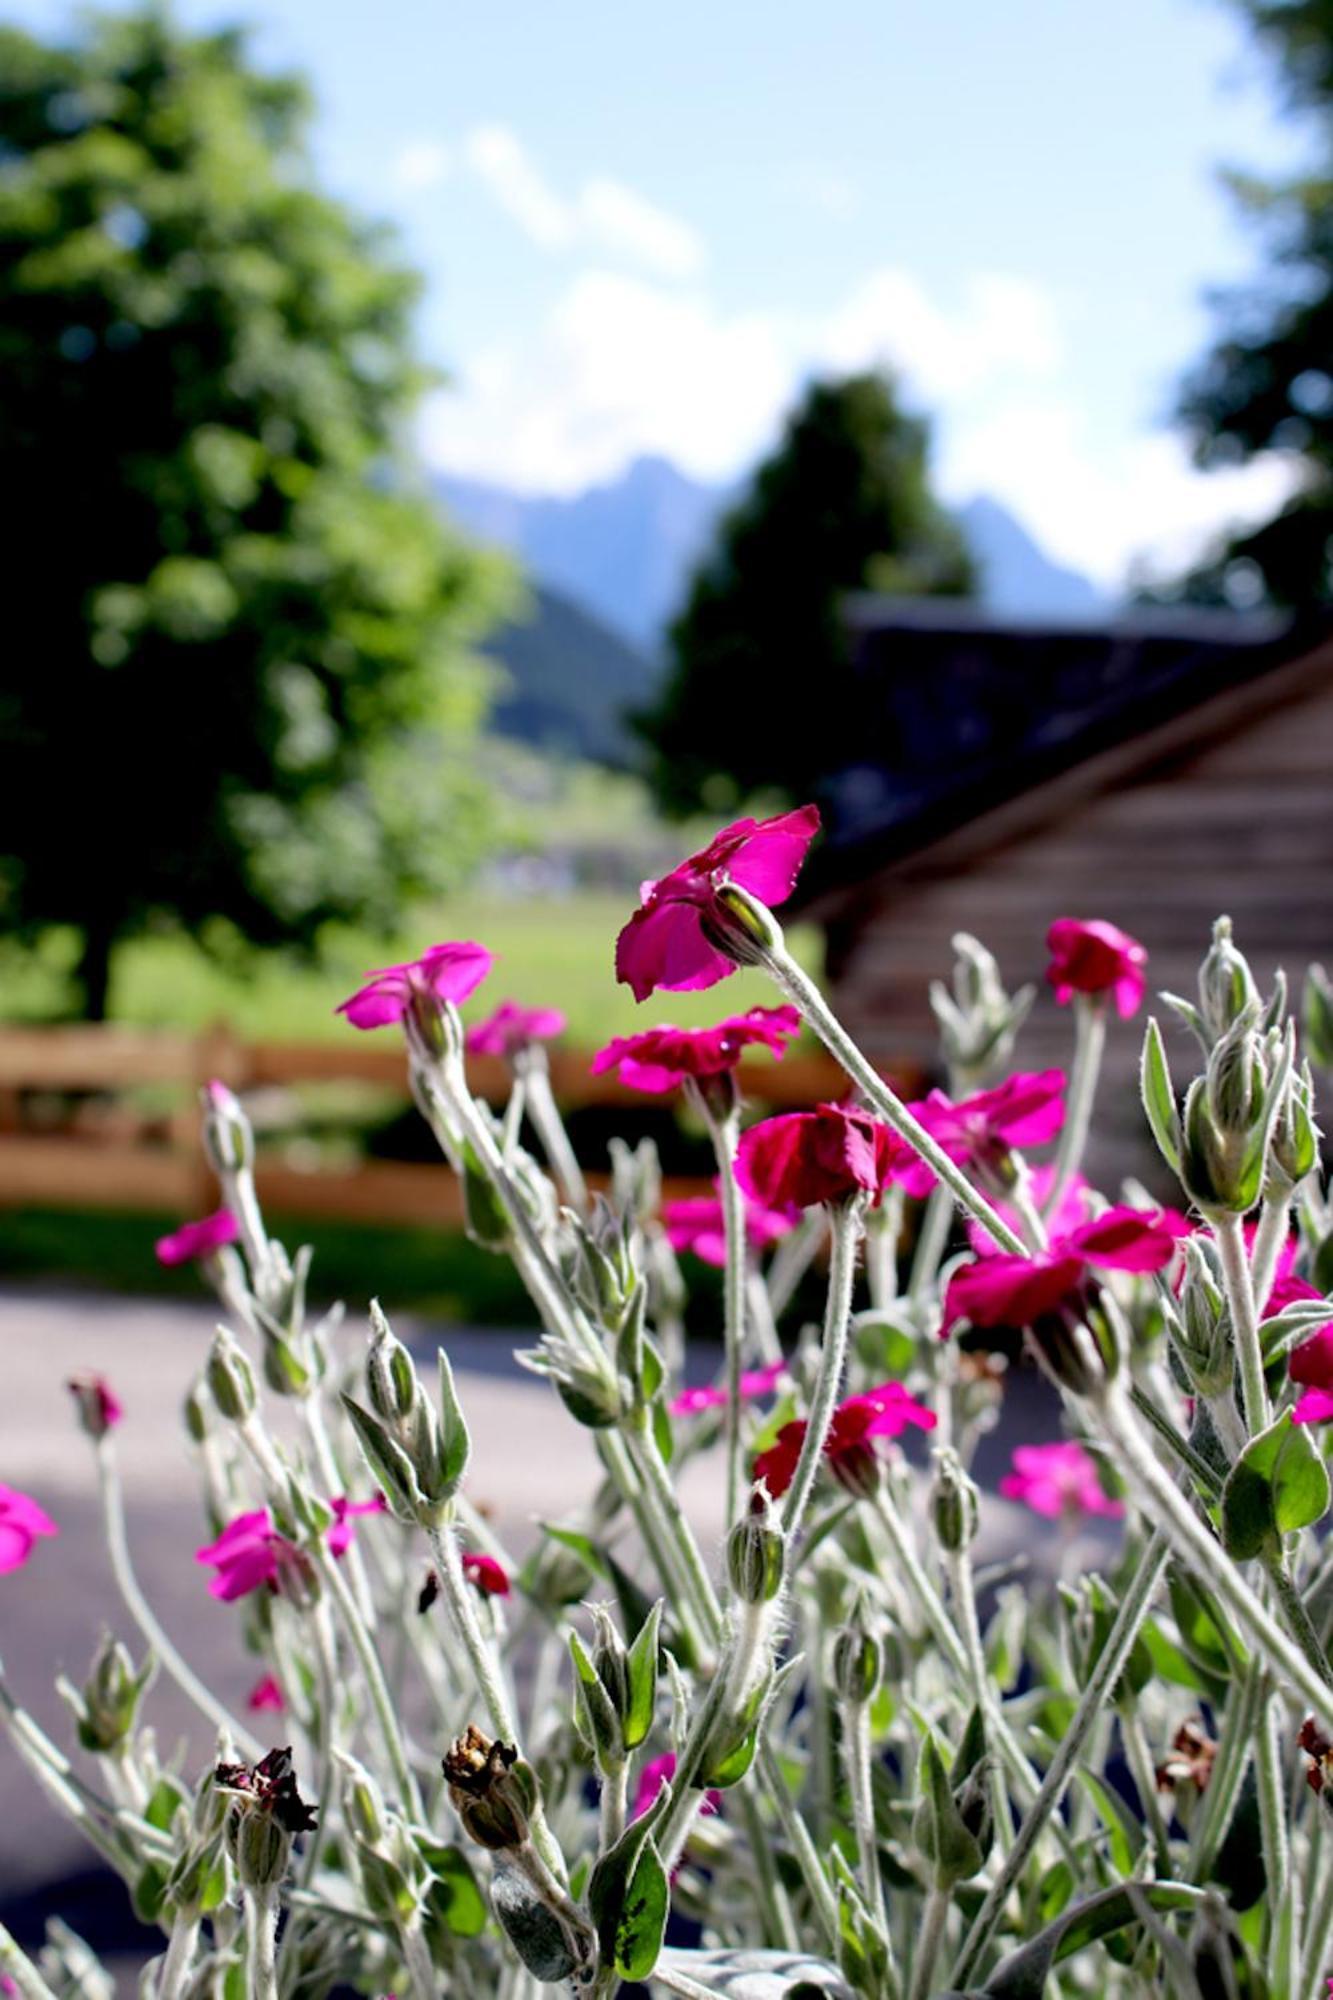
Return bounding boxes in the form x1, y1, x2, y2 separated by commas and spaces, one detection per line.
1044, 996, 1106, 1211
780, 1197, 863, 1544
1214, 1210, 1270, 1433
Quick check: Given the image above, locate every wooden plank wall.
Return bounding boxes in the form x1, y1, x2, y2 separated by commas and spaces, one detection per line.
821, 673, 1333, 1192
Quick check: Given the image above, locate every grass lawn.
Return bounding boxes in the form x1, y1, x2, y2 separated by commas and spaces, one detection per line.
0, 893, 823, 1048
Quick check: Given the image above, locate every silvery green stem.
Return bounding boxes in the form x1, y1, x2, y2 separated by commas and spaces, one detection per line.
0, 1666, 172, 1868
746, 1266, 783, 1365
1255, 1678, 1291, 1914
398, 1916, 440, 2000
599, 1758, 627, 1854
1127, 1382, 1225, 1495
1044, 996, 1106, 1212
1187, 1662, 1261, 1883
766, 944, 1026, 1254
155, 1914, 200, 2000
951, 1528, 1172, 1986
500, 1073, 528, 1160
520, 1051, 588, 1212
865, 1188, 902, 1310
766, 1207, 826, 1319
313, 1544, 420, 1816
1118, 1704, 1171, 1878
0, 1926, 59, 2000
1263, 1548, 1333, 1688
426, 1520, 568, 1884
780, 1198, 863, 1543
598, 1431, 710, 1660
1250, 1192, 1293, 1319
243, 1886, 279, 2000
1302, 1816, 1333, 1996
755, 1738, 841, 1953
95, 1438, 260, 1757
843, 1697, 884, 1924
656, 1664, 732, 1874
1096, 1389, 1333, 1732
1214, 1210, 1270, 1432
650, 1964, 731, 2000
908, 1886, 949, 2000
909, 1186, 954, 1301
1204, 1387, 1248, 1461
702, 1103, 747, 1526
302, 1392, 377, 1627
737, 1788, 799, 1950
625, 1413, 725, 1642
946, 1545, 1014, 1859
298, 1602, 339, 1892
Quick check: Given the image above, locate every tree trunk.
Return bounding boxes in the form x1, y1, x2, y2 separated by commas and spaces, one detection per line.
76, 924, 115, 1022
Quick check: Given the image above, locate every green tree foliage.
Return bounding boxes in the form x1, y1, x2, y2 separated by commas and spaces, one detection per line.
0, 10, 511, 1016
1171, 2, 1333, 607
635, 372, 975, 817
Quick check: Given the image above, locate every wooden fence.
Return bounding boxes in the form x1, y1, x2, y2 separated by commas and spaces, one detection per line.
0, 1024, 903, 1230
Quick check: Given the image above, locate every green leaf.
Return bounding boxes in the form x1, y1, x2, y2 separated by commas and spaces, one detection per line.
614, 1839, 669, 1979
436, 1348, 472, 1493
589, 1776, 673, 1966
490, 1857, 583, 1983
942, 1881, 1209, 1998
144, 1775, 188, 1833
623, 1599, 663, 1751
853, 1315, 919, 1378
132, 1861, 169, 1927
417, 1837, 486, 1937
912, 1730, 983, 1888
1141, 1019, 1182, 1176
461, 1141, 510, 1250
1075, 1770, 1139, 1878
1221, 1411, 1330, 1560
1167, 1569, 1244, 1681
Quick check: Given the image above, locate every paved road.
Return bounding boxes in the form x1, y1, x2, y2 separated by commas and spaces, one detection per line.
0, 1283, 1106, 1986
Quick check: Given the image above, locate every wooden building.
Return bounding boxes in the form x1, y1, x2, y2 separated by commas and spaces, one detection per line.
798, 600, 1333, 1182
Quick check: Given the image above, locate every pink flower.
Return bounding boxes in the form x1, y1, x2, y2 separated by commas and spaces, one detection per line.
662, 1184, 799, 1269
155, 1208, 239, 1266
197, 1496, 382, 1600
591, 1005, 801, 1095
337, 941, 493, 1031
466, 1000, 566, 1058
1000, 1441, 1124, 1521
615, 807, 820, 1003
944, 1206, 1182, 1333
66, 1372, 123, 1438
735, 1102, 904, 1212
889, 1071, 1066, 1198
633, 1751, 720, 1821
1045, 918, 1148, 1019
671, 1358, 789, 1418
1287, 1315, 1333, 1425
753, 1381, 936, 1499
327, 1493, 387, 1557
461, 1551, 511, 1596
0, 1486, 59, 1575
1265, 1273, 1327, 1320
247, 1674, 285, 1714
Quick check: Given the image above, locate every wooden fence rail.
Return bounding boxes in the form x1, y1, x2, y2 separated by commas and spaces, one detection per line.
0, 1024, 910, 1230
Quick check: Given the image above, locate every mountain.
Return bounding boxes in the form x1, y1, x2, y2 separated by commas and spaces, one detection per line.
956, 495, 1106, 618
437, 456, 728, 653
484, 582, 660, 766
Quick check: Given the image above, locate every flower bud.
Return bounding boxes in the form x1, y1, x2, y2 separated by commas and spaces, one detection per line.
183, 1379, 211, 1444
201, 1079, 253, 1176
1175, 1241, 1234, 1396
608, 1135, 662, 1228
930, 1449, 979, 1553
1027, 1307, 1112, 1398
1304, 964, 1333, 1071
1199, 917, 1258, 1045
64, 1634, 154, 1754
366, 1301, 418, 1422
832, 1595, 882, 1707
206, 1329, 257, 1423
705, 878, 785, 968
589, 1604, 631, 1723
66, 1372, 122, 1442
929, 933, 1035, 1089
727, 1485, 786, 1606
443, 1726, 534, 1852
1269, 1064, 1320, 1190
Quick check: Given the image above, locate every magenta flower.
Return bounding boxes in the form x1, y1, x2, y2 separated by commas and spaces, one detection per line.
337, 941, 493, 1030
633, 1750, 720, 1821
753, 1381, 936, 1499
247, 1674, 285, 1714
671, 1358, 789, 1418
591, 1005, 801, 1095
1046, 918, 1148, 1019
615, 807, 820, 1003
461, 1551, 511, 1597
197, 1496, 382, 1600
1287, 1312, 1333, 1425
155, 1208, 239, 1266
889, 1070, 1066, 1198
66, 1372, 123, 1439
1000, 1441, 1124, 1521
0, 1486, 59, 1575
466, 1000, 567, 1058
943, 1206, 1183, 1334
662, 1185, 799, 1269
736, 1102, 905, 1212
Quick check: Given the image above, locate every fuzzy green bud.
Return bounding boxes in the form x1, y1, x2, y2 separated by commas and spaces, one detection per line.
706, 878, 785, 967
200, 1079, 253, 1176
1270, 1063, 1320, 1189
183, 1379, 211, 1444
1175, 1242, 1234, 1397
1199, 917, 1259, 1045
1304, 964, 1333, 1071
206, 1329, 257, 1423
726, 1486, 786, 1605
832, 1595, 882, 1707
930, 1449, 980, 1552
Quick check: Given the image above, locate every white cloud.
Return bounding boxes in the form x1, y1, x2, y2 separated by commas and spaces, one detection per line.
420, 256, 1297, 587
460, 123, 705, 278
391, 140, 451, 192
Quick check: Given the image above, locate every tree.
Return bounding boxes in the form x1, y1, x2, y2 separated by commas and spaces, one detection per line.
1170, 2, 1333, 607
634, 372, 975, 817
0, 11, 512, 1017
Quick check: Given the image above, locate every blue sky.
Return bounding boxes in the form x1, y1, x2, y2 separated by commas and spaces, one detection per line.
17, 0, 1309, 583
